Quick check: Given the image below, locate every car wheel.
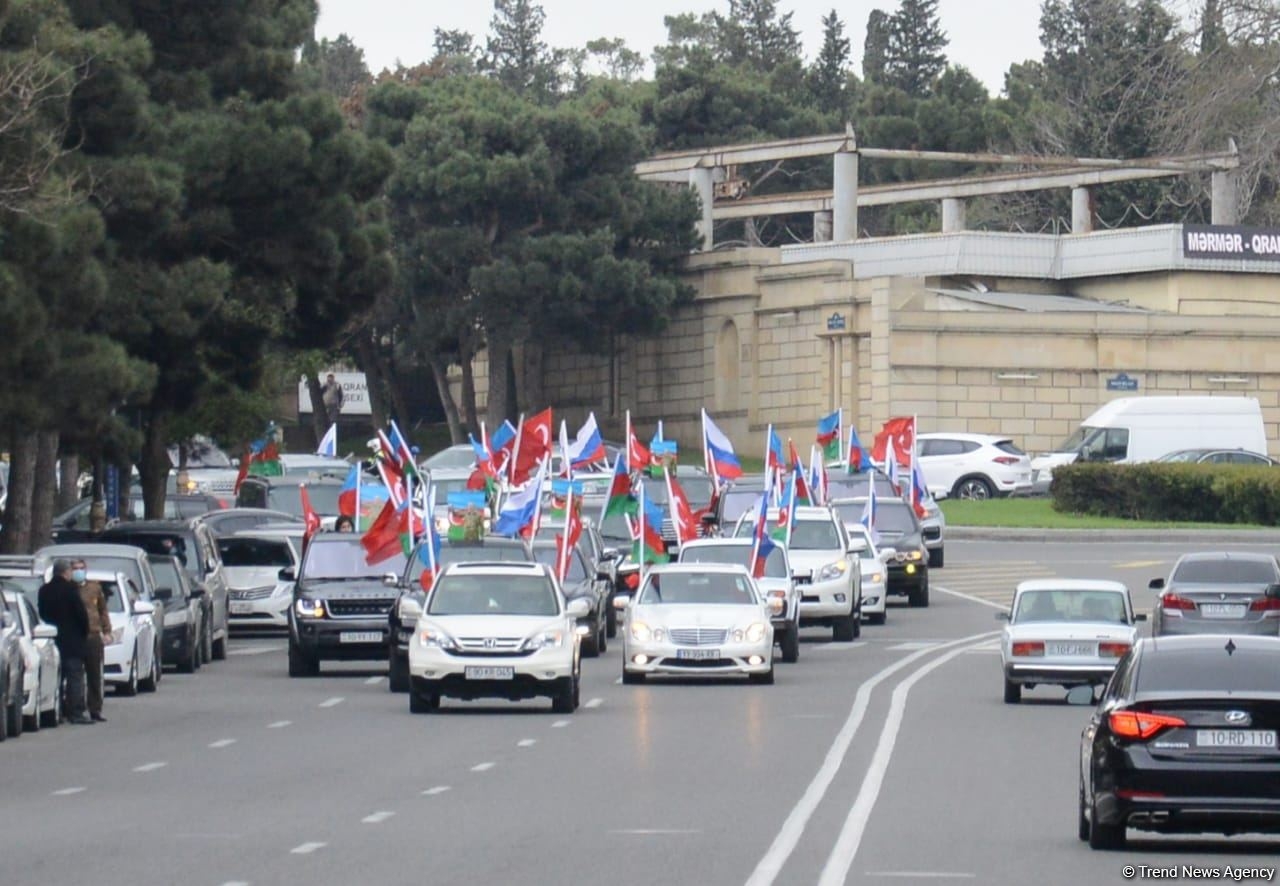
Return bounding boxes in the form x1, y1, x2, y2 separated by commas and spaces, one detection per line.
211, 632, 227, 661
1077, 780, 1090, 842
24, 676, 40, 732
287, 642, 319, 678
409, 687, 439, 714
388, 648, 409, 694
1003, 677, 1021, 704
953, 476, 994, 501
180, 632, 197, 674
118, 653, 139, 696
908, 577, 930, 608
780, 625, 800, 663
606, 603, 618, 639
597, 619, 607, 654
581, 628, 601, 658
0, 682, 7, 742
551, 675, 578, 713
1088, 796, 1126, 850
929, 547, 944, 569
41, 673, 61, 728
832, 613, 857, 642
622, 670, 645, 685
201, 620, 213, 664
866, 611, 886, 626
139, 650, 160, 693
749, 665, 775, 685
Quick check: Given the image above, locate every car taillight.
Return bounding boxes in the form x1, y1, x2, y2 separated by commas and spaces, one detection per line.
1249, 597, 1280, 612
1109, 709, 1186, 740
1011, 641, 1044, 657
992, 456, 1020, 466
1098, 642, 1131, 658
623, 572, 639, 590
1161, 593, 1196, 611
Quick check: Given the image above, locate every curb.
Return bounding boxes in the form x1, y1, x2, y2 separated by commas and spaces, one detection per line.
946, 526, 1280, 544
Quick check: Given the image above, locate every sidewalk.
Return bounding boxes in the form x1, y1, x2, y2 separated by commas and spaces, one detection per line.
946, 526, 1280, 544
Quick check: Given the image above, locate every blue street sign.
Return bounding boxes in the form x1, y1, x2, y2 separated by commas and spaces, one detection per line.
104, 465, 120, 519
1106, 373, 1139, 392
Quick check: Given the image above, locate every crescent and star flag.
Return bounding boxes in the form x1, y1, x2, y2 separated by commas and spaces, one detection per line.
871, 416, 915, 467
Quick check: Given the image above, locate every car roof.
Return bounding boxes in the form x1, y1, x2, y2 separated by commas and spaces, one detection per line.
645, 562, 752, 576
242, 474, 342, 487
439, 561, 549, 576
231, 525, 305, 539
102, 520, 196, 533
918, 432, 1012, 443
1015, 579, 1128, 594
681, 538, 753, 548
200, 508, 298, 520
37, 543, 148, 558
1143, 635, 1280, 655
1174, 550, 1277, 564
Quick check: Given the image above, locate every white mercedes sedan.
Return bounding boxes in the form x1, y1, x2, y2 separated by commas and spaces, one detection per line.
622, 563, 775, 685
999, 579, 1144, 704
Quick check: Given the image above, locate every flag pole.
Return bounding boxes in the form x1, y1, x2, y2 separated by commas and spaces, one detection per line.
664, 460, 679, 555
354, 457, 362, 530
837, 407, 844, 468
701, 408, 717, 492
764, 423, 773, 504
509, 412, 525, 486
625, 409, 633, 474
637, 478, 647, 590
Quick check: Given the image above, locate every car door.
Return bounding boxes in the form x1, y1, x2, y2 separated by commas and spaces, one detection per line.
22, 598, 56, 711
197, 526, 230, 640
918, 438, 967, 496
125, 578, 155, 674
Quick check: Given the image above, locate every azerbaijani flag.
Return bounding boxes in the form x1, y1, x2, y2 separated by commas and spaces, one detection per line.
417, 496, 443, 592
547, 478, 583, 519
600, 456, 636, 522
387, 420, 420, 480
634, 493, 668, 565
772, 465, 798, 545
847, 426, 871, 474
338, 464, 360, 517
766, 426, 785, 473
817, 410, 842, 462
488, 420, 517, 475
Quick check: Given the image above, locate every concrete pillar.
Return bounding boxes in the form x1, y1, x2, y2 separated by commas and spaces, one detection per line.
1212, 170, 1240, 225
941, 198, 966, 233
689, 166, 714, 250
813, 210, 833, 242
833, 151, 859, 242
1071, 187, 1093, 234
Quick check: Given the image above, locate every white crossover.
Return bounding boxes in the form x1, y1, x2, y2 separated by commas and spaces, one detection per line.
622, 563, 775, 684
408, 562, 587, 714
999, 579, 1144, 704
96, 570, 159, 697
3, 589, 60, 730
219, 527, 302, 630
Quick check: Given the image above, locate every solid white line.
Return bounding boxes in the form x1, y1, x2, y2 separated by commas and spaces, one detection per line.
517, 739, 537, 748
267, 720, 292, 729
865, 873, 976, 880
208, 738, 237, 749
934, 586, 1007, 611
52, 787, 86, 796
886, 642, 939, 651
609, 828, 703, 835
807, 641, 867, 651
219, 881, 252, 886
364, 676, 382, 685
551, 719, 570, 728
227, 645, 284, 656
290, 842, 326, 855
421, 786, 451, 796
584, 697, 603, 709
743, 630, 997, 886
318, 696, 344, 708
362, 811, 395, 824
133, 762, 167, 773
471, 762, 495, 772
817, 639, 992, 886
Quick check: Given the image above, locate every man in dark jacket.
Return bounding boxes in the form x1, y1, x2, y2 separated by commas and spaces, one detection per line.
38, 559, 93, 724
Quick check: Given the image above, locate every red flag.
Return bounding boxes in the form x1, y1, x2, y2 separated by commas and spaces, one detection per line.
233, 446, 250, 494
665, 472, 699, 545
871, 417, 915, 467
627, 427, 650, 474
512, 407, 553, 486
360, 498, 402, 565
300, 483, 321, 545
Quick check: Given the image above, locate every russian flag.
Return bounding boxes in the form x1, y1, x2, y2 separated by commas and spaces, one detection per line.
492, 461, 546, 537
703, 411, 743, 482
338, 464, 360, 517
910, 459, 930, 518
568, 413, 607, 468
860, 469, 878, 541
748, 492, 776, 579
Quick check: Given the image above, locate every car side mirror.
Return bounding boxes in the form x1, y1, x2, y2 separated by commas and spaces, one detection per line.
612, 596, 630, 611
1133, 613, 1148, 622
279, 567, 296, 581
565, 598, 590, 619
33, 623, 57, 640
601, 547, 620, 561
153, 587, 173, 601
994, 611, 1010, 621
134, 601, 155, 615
1065, 685, 1097, 706
1148, 578, 1165, 591
383, 573, 399, 587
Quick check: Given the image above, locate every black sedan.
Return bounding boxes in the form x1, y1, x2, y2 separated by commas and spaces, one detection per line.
1078, 633, 1280, 850
530, 540, 610, 658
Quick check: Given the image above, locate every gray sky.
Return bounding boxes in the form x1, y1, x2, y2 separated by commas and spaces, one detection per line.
315, 1, 1045, 96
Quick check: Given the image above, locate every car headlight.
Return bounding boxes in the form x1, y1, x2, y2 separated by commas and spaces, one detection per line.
294, 597, 325, 618
817, 560, 848, 582
108, 626, 124, 645
418, 626, 458, 650
397, 594, 424, 624
522, 629, 565, 651
906, 549, 923, 562
767, 590, 786, 614
745, 622, 767, 643
630, 621, 652, 642
869, 572, 884, 584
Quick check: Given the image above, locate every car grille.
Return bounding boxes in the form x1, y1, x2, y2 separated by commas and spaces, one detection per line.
231, 587, 274, 601
205, 479, 237, 495
669, 627, 727, 647
658, 657, 735, 669
326, 598, 396, 618
450, 637, 529, 658
792, 574, 812, 585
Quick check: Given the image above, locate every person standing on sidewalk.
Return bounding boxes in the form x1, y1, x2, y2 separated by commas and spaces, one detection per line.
72, 559, 111, 722
38, 559, 92, 725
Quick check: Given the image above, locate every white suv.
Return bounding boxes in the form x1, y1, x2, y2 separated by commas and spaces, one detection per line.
916, 433, 1032, 500
407, 562, 589, 714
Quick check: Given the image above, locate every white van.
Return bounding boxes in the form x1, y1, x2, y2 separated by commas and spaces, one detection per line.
1030, 396, 1267, 492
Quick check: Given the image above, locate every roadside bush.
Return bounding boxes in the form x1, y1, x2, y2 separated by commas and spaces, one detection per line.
1050, 463, 1280, 525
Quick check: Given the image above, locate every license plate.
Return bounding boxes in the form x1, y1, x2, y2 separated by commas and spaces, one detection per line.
1046, 642, 1096, 657
464, 666, 514, 680
339, 631, 381, 644
676, 648, 720, 660
1195, 729, 1276, 749
1199, 603, 1247, 619
229, 601, 252, 615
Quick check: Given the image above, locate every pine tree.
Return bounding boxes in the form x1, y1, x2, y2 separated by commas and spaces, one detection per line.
721, 0, 802, 72
885, 0, 949, 97
809, 9, 851, 115
484, 0, 557, 93
863, 9, 891, 84
300, 34, 370, 97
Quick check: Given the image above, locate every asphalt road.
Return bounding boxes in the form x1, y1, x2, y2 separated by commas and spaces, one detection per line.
3, 540, 1278, 886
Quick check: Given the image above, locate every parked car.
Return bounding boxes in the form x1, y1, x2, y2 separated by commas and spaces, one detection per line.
406, 561, 587, 713
99, 520, 232, 660
832, 497, 930, 607
915, 432, 1032, 500
1150, 552, 1280, 637
0, 590, 27, 740
95, 569, 161, 696
529, 539, 610, 658
621, 563, 775, 685
219, 525, 303, 633
2, 587, 60, 731
1077, 635, 1280, 850
1156, 448, 1275, 465
50, 494, 223, 543
34, 544, 166, 650
998, 580, 1143, 704
146, 555, 204, 673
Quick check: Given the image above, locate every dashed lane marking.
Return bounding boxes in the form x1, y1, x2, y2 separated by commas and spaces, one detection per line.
133, 762, 167, 773
1112, 559, 1165, 569
934, 587, 1007, 611
886, 642, 939, 651
865, 874, 976, 880
551, 719, 570, 728
267, 720, 291, 729
208, 738, 237, 749
470, 762, 495, 772
584, 697, 603, 709
318, 697, 344, 708
289, 842, 326, 855
421, 786, 451, 796
517, 739, 537, 748
52, 787, 86, 796
364, 676, 383, 686
362, 811, 396, 824
227, 645, 284, 657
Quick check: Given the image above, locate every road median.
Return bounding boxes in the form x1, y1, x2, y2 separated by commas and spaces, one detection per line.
946, 526, 1280, 544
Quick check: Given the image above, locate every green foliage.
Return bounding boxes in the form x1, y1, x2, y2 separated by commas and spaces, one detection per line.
300, 33, 371, 96
1051, 463, 1280, 526
884, 0, 949, 97
808, 10, 851, 116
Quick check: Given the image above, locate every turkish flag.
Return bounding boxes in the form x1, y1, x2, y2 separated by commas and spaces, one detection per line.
512, 407, 553, 486
300, 483, 322, 545
871, 416, 916, 467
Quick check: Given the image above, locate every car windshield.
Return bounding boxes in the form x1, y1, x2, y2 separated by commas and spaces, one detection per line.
1014, 589, 1129, 623
148, 560, 184, 595
100, 580, 126, 613
218, 537, 294, 568
423, 447, 475, 470
1171, 558, 1277, 584
641, 476, 712, 510
1156, 450, 1202, 463
789, 519, 842, 550
405, 542, 532, 583
103, 532, 200, 575
207, 513, 297, 535
269, 485, 341, 518
1057, 425, 1102, 453
679, 544, 787, 578
303, 539, 405, 580
639, 571, 758, 605
427, 574, 557, 616
531, 546, 588, 582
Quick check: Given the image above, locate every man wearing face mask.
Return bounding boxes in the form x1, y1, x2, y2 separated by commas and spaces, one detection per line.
38, 559, 92, 724
72, 559, 112, 723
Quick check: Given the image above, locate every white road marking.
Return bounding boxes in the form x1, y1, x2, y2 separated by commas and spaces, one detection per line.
817, 638, 993, 886
421, 786, 451, 796
52, 787, 86, 796
227, 644, 285, 656
471, 762, 495, 772
886, 642, 939, 651
551, 719, 570, 728
788, 714, 832, 720
743, 630, 998, 886
614, 677, 623, 684
807, 641, 867, 651
584, 697, 603, 709
290, 842, 327, 855
1113, 559, 1165, 569
362, 811, 396, 824
318, 696, 344, 708
364, 676, 382, 685
609, 829, 703, 835
219, 881, 252, 886
133, 762, 167, 773
865, 873, 976, 880
208, 738, 237, 749
934, 586, 1007, 611
267, 720, 292, 729
517, 739, 537, 748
